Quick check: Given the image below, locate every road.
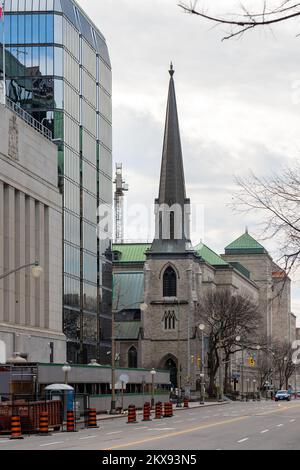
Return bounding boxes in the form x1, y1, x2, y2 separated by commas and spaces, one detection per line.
1, 401, 300, 450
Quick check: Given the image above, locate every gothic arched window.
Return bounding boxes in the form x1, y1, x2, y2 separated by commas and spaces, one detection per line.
128, 346, 138, 368
163, 310, 176, 330
163, 266, 177, 297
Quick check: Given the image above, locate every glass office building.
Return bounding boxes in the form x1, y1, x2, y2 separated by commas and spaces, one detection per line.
1, 0, 113, 364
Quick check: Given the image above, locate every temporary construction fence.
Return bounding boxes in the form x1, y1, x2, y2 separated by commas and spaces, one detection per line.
0, 395, 62, 435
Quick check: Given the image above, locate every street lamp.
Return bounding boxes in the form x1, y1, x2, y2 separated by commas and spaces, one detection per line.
199, 324, 205, 404
62, 363, 71, 384
246, 378, 250, 400
253, 379, 257, 400
150, 368, 157, 408
0, 261, 43, 281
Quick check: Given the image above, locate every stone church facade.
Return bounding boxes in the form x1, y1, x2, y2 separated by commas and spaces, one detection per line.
113, 66, 296, 392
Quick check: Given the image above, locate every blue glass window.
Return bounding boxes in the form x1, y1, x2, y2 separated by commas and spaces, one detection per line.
39, 14, 46, 42
24, 15, 32, 44
18, 15, 25, 44
11, 15, 18, 44
54, 14, 62, 43
46, 46, 54, 75
25, 46, 32, 69
46, 14, 54, 42
39, 46, 46, 74
32, 45, 39, 69
54, 46, 63, 75
32, 15, 39, 43
4, 15, 11, 44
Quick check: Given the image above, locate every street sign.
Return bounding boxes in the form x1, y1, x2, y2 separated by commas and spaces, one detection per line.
248, 357, 256, 367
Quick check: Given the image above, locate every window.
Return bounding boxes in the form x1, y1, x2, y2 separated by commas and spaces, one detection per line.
128, 346, 138, 369
163, 266, 177, 297
163, 310, 176, 330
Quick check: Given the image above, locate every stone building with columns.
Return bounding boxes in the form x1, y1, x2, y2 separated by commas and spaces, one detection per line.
113, 66, 296, 393
0, 101, 66, 363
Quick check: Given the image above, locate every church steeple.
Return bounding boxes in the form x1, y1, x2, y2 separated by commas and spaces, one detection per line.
158, 63, 187, 207
151, 65, 191, 253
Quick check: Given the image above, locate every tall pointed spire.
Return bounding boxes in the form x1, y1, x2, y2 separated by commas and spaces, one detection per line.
150, 65, 191, 253
158, 63, 186, 207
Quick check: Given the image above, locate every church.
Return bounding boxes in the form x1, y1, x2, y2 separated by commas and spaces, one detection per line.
112, 65, 296, 392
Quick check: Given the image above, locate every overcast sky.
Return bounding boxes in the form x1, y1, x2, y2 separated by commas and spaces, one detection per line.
79, 0, 300, 322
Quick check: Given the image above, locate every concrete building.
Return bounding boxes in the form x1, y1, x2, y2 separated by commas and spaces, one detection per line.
0, 100, 65, 363
2, 0, 113, 364
223, 232, 295, 344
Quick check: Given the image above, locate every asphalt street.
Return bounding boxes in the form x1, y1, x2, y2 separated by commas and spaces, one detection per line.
1, 401, 300, 450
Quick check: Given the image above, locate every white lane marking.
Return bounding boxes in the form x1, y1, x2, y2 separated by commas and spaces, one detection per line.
290, 419, 296, 423
39, 441, 65, 447
187, 418, 196, 421
277, 424, 283, 427
174, 420, 183, 423
106, 431, 122, 435
238, 438, 249, 443
147, 428, 175, 431
134, 427, 148, 430
261, 430, 269, 434
79, 436, 97, 440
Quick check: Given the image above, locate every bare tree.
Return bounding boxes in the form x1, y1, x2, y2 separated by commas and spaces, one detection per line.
197, 288, 261, 397
179, 1, 300, 40
272, 340, 296, 389
234, 165, 300, 275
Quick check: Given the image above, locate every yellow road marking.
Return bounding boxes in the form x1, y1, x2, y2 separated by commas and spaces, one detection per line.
104, 403, 300, 450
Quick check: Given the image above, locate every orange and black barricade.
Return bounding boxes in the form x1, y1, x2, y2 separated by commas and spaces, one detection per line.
10, 415, 23, 440
66, 410, 76, 432
164, 402, 173, 418
142, 402, 151, 422
127, 404, 137, 423
39, 411, 50, 435
155, 402, 163, 419
183, 397, 189, 408
87, 408, 99, 428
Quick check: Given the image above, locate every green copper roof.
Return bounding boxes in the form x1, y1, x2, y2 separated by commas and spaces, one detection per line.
113, 272, 144, 310
115, 321, 141, 340
113, 244, 151, 263
225, 232, 266, 254
194, 243, 229, 266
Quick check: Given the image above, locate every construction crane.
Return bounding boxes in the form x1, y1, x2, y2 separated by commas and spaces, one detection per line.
114, 163, 128, 243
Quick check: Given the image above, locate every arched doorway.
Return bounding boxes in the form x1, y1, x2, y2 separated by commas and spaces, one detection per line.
164, 357, 178, 389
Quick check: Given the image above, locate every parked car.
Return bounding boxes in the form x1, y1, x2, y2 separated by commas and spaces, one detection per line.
274, 390, 291, 402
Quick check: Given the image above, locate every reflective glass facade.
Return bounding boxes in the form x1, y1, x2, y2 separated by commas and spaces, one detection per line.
1, 0, 113, 364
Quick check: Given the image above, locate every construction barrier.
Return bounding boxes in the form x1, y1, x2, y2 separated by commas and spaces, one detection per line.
10, 416, 23, 440
155, 402, 163, 420
39, 411, 50, 435
66, 410, 76, 432
163, 402, 173, 418
0, 399, 62, 435
183, 397, 189, 408
127, 405, 137, 424
142, 402, 151, 422
87, 408, 99, 429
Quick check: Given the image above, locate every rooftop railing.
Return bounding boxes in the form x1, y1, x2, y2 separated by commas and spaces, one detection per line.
5, 97, 53, 141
